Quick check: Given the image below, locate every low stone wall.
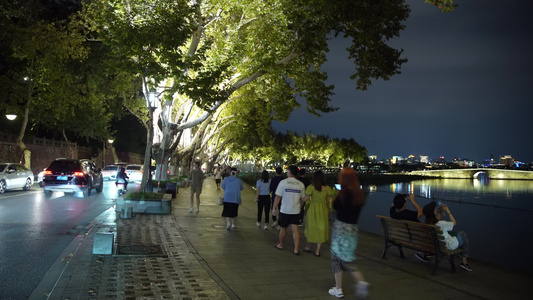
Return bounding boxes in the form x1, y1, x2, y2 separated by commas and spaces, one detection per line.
0, 133, 142, 174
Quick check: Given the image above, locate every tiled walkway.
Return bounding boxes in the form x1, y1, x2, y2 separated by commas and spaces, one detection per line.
34, 176, 532, 300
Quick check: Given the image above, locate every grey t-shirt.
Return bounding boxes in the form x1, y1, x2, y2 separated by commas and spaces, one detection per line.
189, 169, 204, 188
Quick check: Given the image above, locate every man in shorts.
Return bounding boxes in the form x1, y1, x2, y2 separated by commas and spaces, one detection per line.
187, 161, 204, 212
272, 165, 306, 255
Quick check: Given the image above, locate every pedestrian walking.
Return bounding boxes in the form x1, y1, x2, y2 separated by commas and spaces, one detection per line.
272, 165, 306, 255
214, 165, 222, 190
221, 168, 244, 230
255, 170, 271, 230
303, 170, 332, 257
186, 161, 204, 213
269, 166, 284, 229
328, 167, 370, 299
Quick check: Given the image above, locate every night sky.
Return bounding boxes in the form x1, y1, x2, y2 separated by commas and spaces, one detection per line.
273, 0, 533, 163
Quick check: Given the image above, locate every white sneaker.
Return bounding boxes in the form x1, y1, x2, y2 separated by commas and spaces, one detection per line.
188, 207, 193, 213
231, 224, 236, 229
196, 208, 199, 212
256, 222, 261, 227
271, 221, 278, 228
355, 281, 370, 299
263, 224, 268, 230
328, 287, 344, 298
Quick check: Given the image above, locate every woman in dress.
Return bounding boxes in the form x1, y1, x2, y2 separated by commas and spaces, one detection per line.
303, 170, 332, 256
255, 170, 271, 230
423, 201, 472, 271
328, 168, 370, 299
221, 168, 244, 230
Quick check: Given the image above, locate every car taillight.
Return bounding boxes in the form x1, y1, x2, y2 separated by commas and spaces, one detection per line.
44, 170, 52, 175
73, 172, 85, 176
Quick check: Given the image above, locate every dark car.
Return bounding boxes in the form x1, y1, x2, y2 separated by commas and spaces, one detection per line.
0, 163, 34, 193
42, 159, 103, 197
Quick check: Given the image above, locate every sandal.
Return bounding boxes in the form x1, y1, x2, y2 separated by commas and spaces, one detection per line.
274, 243, 283, 250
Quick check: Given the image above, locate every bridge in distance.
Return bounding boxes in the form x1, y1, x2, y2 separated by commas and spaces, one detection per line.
408, 168, 533, 180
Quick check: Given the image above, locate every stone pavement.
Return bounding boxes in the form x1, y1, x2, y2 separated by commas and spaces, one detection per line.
31, 176, 532, 299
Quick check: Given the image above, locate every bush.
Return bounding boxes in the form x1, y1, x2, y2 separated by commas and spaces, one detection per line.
125, 192, 164, 200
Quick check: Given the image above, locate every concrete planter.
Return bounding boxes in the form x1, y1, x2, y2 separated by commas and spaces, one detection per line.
115, 193, 172, 215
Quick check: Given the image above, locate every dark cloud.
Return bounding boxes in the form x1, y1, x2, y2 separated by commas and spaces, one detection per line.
273, 0, 533, 163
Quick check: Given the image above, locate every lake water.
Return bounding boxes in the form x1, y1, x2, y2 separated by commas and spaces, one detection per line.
357, 177, 533, 274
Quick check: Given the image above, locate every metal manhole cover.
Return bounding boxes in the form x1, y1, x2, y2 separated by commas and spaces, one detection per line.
116, 244, 167, 257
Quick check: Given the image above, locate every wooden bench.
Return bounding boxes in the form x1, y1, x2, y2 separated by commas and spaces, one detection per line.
376, 215, 463, 274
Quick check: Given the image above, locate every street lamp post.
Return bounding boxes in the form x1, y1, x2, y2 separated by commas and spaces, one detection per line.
5, 113, 17, 121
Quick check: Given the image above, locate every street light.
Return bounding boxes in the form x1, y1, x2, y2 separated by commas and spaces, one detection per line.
147, 90, 157, 110
5, 113, 16, 121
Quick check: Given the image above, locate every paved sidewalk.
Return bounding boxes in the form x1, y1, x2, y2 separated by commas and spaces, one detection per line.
32, 176, 531, 299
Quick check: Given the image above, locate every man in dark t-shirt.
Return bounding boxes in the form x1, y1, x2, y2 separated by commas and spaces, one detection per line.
390, 193, 423, 221
390, 193, 429, 261
269, 167, 285, 228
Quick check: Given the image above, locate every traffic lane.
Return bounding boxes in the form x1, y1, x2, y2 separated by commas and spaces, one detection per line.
0, 184, 117, 299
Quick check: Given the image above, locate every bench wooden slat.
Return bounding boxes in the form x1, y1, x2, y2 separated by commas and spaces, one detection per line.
376, 215, 463, 275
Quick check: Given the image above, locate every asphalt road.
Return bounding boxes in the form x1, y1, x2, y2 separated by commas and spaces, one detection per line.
0, 180, 129, 299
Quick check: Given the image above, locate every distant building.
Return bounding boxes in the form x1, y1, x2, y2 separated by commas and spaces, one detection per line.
390, 156, 403, 164
419, 155, 429, 163
368, 155, 377, 162
500, 155, 514, 167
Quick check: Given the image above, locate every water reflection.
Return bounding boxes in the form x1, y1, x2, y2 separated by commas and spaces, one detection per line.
359, 178, 533, 274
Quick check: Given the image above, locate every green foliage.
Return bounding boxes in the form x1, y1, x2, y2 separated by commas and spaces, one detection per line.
425, 0, 457, 13
0, 1, 133, 143
82, 0, 411, 135
125, 191, 164, 200
226, 130, 367, 168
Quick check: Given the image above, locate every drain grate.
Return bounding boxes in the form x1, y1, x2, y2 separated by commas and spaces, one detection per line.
115, 244, 168, 257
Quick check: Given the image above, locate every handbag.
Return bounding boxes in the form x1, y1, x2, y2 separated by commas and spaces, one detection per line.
217, 197, 224, 205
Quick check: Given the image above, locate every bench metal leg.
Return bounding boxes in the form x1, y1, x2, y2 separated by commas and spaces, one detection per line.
431, 256, 440, 275
398, 245, 405, 258
448, 254, 457, 273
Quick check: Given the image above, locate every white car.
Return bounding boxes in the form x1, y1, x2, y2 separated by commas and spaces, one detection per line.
101, 164, 125, 180
0, 163, 34, 193
37, 169, 45, 187
125, 164, 143, 182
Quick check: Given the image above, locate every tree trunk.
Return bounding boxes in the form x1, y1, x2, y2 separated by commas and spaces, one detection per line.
17, 95, 31, 169
141, 108, 155, 193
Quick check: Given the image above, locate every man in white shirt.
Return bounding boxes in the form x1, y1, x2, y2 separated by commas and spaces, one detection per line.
272, 165, 306, 255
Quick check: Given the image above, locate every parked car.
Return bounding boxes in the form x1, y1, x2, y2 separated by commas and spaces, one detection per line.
101, 164, 126, 180
42, 159, 103, 197
125, 164, 143, 182
37, 169, 45, 187
0, 163, 34, 193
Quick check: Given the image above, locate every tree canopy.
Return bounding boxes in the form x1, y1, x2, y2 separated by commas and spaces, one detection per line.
80, 0, 412, 182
